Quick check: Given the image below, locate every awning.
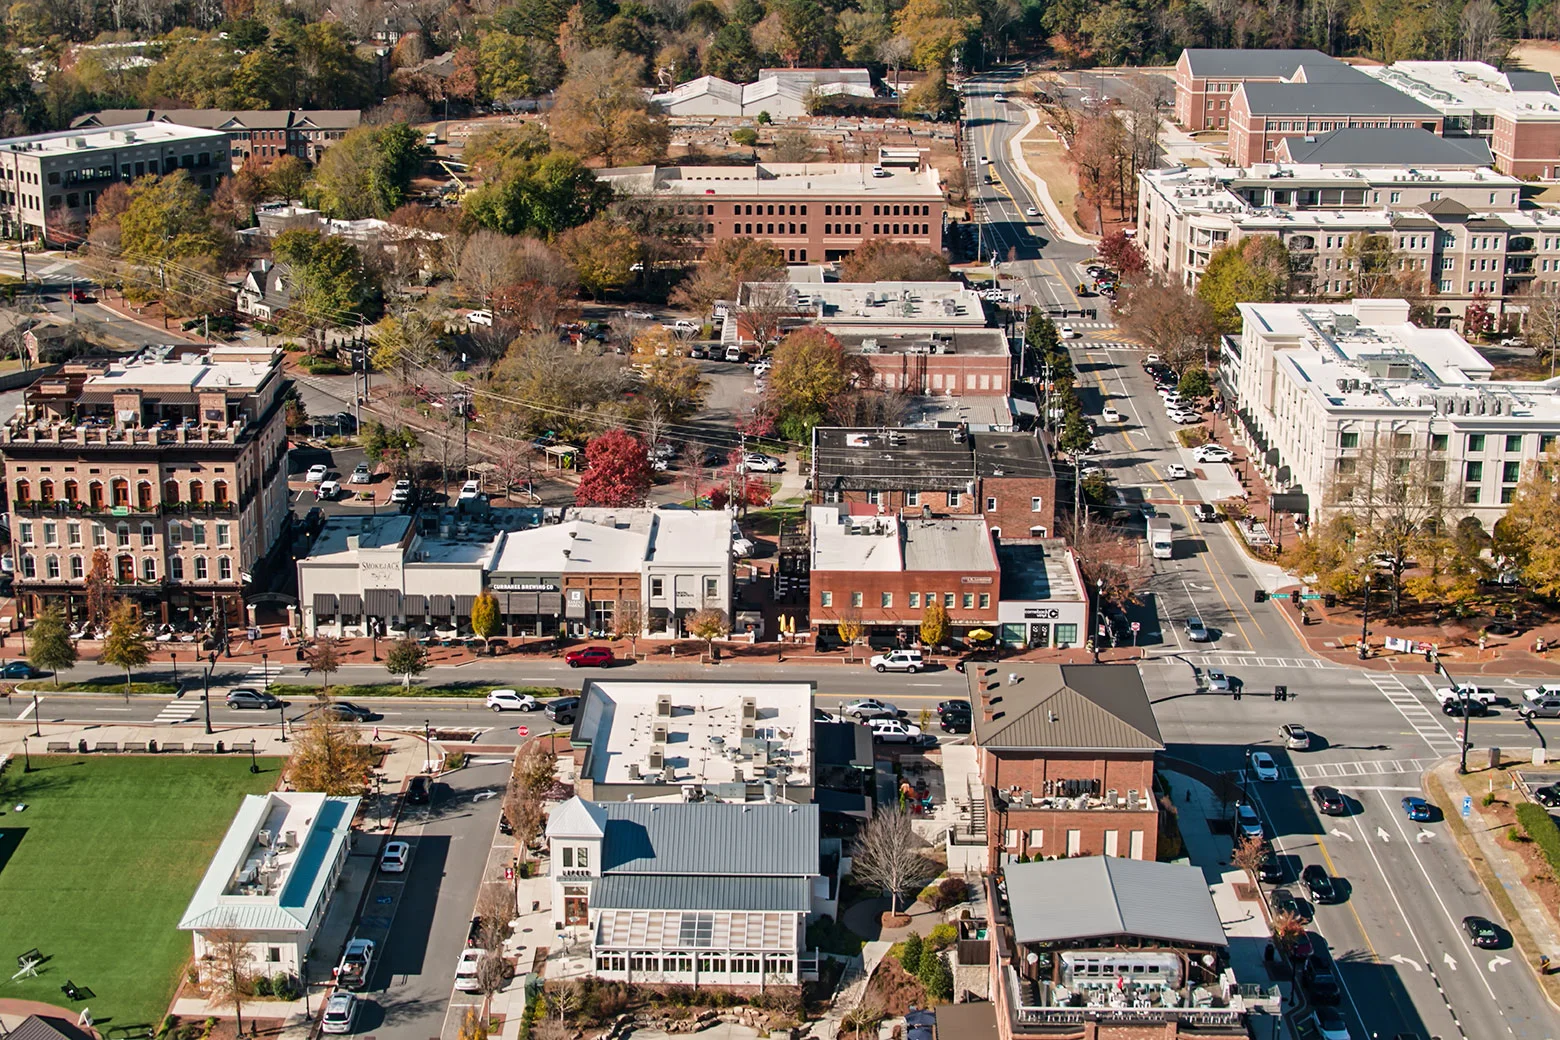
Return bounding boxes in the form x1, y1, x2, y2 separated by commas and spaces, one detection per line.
1264, 448, 1280, 466
404, 594, 427, 615
339, 593, 362, 614
505, 592, 539, 614
538, 592, 563, 614
565, 594, 586, 620
429, 594, 452, 617
365, 588, 402, 616
455, 594, 476, 616
312, 593, 338, 614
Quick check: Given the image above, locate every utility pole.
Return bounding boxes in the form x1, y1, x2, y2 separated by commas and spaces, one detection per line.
1433, 650, 1474, 775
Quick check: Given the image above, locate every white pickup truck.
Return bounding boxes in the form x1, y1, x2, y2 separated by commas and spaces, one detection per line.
1433, 684, 1498, 708
334, 937, 376, 991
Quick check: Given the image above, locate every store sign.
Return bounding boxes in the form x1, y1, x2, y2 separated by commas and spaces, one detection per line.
492, 581, 559, 592
1022, 607, 1062, 620
960, 576, 994, 584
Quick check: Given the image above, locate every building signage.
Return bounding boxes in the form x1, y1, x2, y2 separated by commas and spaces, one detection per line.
960, 576, 994, 584
1022, 607, 1061, 620
360, 559, 402, 589
492, 582, 559, 592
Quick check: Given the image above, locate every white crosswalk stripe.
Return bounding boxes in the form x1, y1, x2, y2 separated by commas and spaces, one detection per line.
1190, 654, 1336, 670
152, 696, 197, 724
1235, 756, 1436, 784
1364, 672, 1463, 755
246, 663, 284, 680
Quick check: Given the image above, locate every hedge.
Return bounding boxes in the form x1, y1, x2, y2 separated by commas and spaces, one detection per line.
1514, 802, 1560, 873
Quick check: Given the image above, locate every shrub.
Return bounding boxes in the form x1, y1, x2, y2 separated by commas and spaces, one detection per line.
927, 922, 957, 950
898, 931, 924, 974
254, 975, 273, 997
1516, 802, 1560, 868
445, 751, 467, 769
1510, 827, 1528, 843
273, 973, 296, 999
1483, 791, 1498, 807
917, 950, 953, 1002
732, 128, 758, 146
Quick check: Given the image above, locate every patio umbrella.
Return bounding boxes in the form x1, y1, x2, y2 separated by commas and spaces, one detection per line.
968, 629, 995, 642
905, 1010, 937, 1028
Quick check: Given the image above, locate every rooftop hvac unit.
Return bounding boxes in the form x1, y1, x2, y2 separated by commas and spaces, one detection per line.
283, 830, 297, 849
742, 723, 756, 740
653, 723, 668, 743
741, 697, 757, 720
656, 694, 673, 717
256, 830, 273, 847
647, 748, 664, 772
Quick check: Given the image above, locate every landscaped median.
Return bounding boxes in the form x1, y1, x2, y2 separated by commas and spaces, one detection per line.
17, 678, 182, 697
265, 682, 570, 700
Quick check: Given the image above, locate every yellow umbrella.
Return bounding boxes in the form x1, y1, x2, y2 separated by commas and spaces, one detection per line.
968, 629, 995, 642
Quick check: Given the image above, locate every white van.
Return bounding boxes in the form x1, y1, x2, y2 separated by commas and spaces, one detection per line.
467, 309, 493, 327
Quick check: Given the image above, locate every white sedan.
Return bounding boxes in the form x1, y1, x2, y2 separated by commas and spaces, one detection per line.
380, 840, 410, 873
305, 464, 329, 483
1166, 464, 1188, 479
1194, 445, 1234, 463
1250, 750, 1280, 782
454, 948, 485, 992
1059, 325, 1078, 339
1025, 206, 1040, 217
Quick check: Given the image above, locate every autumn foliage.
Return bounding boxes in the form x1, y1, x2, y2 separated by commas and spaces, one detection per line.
575, 429, 654, 507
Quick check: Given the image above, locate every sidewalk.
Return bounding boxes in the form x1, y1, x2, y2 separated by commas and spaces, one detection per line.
1002, 104, 1096, 246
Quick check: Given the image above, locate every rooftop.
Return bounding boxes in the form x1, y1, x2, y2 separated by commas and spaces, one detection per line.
1181, 47, 1340, 78
901, 395, 1019, 431
1367, 61, 1560, 119
547, 795, 819, 877
808, 509, 997, 573
178, 792, 359, 933
490, 515, 651, 574
573, 681, 814, 792
741, 280, 984, 326
834, 327, 1008, 356
812, 426, 1053, 490
1238, 79, 1438, 116
598, 163, 943, 198
1276, 127, 1494, 167
80, 351, 281, 394
966, 662, 1164, 751
994, 540, 1084, 603
306, 514, 415, 560
0, 120, 228, 155
1003, 857, 1226, 947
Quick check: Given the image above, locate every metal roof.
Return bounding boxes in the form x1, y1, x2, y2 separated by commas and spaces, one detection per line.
812, 427, 1054, 490
5, 1017, 94, 1040
1278, 127, 1492, 167
1239, 81, 1437, 116
1181, 48, 1339, 78
599, 801, 819, 876
967, 663, 1163, 751
1004, 857, 1227, 947
592, 875, 812, 912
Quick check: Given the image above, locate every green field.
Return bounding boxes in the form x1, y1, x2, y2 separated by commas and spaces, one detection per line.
0, 755, 282, 1031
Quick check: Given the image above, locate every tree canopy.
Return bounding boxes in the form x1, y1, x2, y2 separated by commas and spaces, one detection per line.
308, 122, 429, 220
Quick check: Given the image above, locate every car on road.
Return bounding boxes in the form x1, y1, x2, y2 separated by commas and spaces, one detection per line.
1193, 445, 1234, 463
71, 288, 95, 303
741, 452, 783, 473
565, 646, 614, 668
937, 699, 971, 716
546, 696, 580, 724
1250, 750, 1280, 781
379, 839, 409, 873
390, 479, 413, 503
1279, 723, 1311, 749
226, 687, 280, 710
1301, 864, 1337, 904
1271, 888, 1312, 923
405, 775, 431, 804
323, 701, 375, 722
1312, 1006, 1351, 1040
467, 309, 493, 326
843, 698, 902, 720
316, 479, 341, 501
1534, 784, 1560, 807
1166, 464, 1188, 479
1301, 948, 1340, 1005
1059, 324, 1077, 339
1462, 915, 1503, 948
0, 661, 37, 678
1442, 697, 1490, 716
321, 992, 359, 1034
871, 165, 890, 177
1258, 850, 1284, 884
623, 310, 655, 321
1101, 407, 1122, 423
305, 463, 329, 482
349, 463, 372, 484
980, 155, 990, 163
1312, 786, 1347, 816
867, 718, 924, 744
1194, 503, 1220, 522
454, 948, 486, 991
1235, 801, 1264, 840
1025, 206, 1040, 217
1523, 683, 1560, 702
459, 479, 482, 500
993, 93, 1007, 103
1434, 684, 1498, 707
940, 709, 971, 734
814, 708, 845, 725
1206, 669, 1231, 692
1401, 796, 1433, 821
869, 649, 924, 673
1183, 617, 1212, 642
487, 689, 540, 712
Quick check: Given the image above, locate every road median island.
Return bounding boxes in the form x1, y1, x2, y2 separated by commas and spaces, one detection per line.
264, 681, 569, 700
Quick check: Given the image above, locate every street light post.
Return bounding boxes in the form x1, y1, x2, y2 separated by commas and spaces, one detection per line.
1359, 575, 1372, 659
22, 733, 31, 772
203, 663, 213, 735
423, 719, 432, 772
1434, 651, 1474, 775
32, 691, 40, 737
171, 652, 178, 683
249, 739, 260, 774
262, 653, 269, 692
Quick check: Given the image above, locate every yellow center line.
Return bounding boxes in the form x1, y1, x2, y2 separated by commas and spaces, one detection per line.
1049, 259, 1082, 307
1163, 493, 1254, 647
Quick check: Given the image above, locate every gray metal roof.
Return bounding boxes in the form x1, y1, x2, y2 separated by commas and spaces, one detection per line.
1506, 70, 1558, 93
1240, 81, 1436, 116
600, 801, 819, 876
1181, 48, 1339, 78
592, 874, 812, 912
1004, 857, 1227, 947
967, 663, 1163, 751
1278, 127, 1492, 167
6, 1018, 94, 1040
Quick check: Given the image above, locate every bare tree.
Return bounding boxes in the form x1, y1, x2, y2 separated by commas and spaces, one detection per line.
772, 129, 818, 163
201, 928, 256, 1035
1460, 0, 1508, 63
1518, 287, 1560, 379
851, 807, 935, 914
613, 598, 644, 654
477, 951, 510, 995
1231, 834, 1269, 886
741, 281, 798, 353
1070, 523, 1153, 607
475, 884, 517, 951
877, 36, 912, 102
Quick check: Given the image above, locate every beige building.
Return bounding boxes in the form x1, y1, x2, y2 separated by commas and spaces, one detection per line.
598, 162, 944, 263
1138, 160, 1560, 327
2, 346, 292, 628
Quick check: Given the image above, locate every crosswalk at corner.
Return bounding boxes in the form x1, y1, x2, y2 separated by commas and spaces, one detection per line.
152, 695, 197, 724
245, 662, 284, 684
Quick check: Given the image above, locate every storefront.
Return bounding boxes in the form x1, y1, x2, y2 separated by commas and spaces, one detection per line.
488, 576, 565, 637
996, 602, 1087, 650
994, 539, 1089, 650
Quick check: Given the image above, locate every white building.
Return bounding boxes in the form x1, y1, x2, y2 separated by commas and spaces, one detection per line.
547, 796, 823, 986
651, 68, 873, 119
178, 792, 359, 981
1225, 297, 1560, 527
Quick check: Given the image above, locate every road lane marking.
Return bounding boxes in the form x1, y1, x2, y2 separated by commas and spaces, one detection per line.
16, 699, 36, 720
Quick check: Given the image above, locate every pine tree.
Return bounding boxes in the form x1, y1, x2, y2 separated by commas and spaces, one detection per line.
898, 931, 924, 975
917, 949, 952, 1002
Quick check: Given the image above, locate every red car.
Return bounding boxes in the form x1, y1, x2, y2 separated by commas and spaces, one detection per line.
565, 646, 614, 668
71, 289, 94, 303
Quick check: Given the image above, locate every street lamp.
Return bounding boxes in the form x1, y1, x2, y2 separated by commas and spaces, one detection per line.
248, 739, 260, 774
1433, 650, 1474, 775
300, 955, 310, 1016
22, 733, 31, 772
202, 661, 213, 735
32, 691, 40, 737
171, 652, 178, 683
1358, 575, 1373, 660
423, 719, 432, 771
262, 653, 269, 692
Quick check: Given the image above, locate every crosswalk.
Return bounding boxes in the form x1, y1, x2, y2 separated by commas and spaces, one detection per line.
1185, 654, 1337, 670
1364, 672, 1463, 756
1235, 756, 1437, 785
245, 662, 284, 684
152, 695, 197, 725
1068, 321, 1117, 330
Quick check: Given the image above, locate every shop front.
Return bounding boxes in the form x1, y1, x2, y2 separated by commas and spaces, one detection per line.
488, 573, 565, 637
997, 601, 1087, 650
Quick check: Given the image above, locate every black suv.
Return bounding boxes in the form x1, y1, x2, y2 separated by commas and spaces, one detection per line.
940, 709, 972, 734
1302, 864, 1337, 904
405, 775, 431, 805
546, 697, 580, 724
1302, 947, 1341, 1006
1312, 786, 1347, 816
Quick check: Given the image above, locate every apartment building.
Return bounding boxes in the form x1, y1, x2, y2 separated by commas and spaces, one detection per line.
597, 163, 944, 262
1173, 48, 1340, 131
1227, 69, 1443, 167
73, 109, 362, 164
0, 122, 229, 244
1138, 159, 1560, 325
1224, 298, 1560, 528
2, 347, 292, 627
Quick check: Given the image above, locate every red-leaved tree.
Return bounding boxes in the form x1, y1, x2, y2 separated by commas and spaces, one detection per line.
1097, 230, 1147, 278
575, 429, 653, 507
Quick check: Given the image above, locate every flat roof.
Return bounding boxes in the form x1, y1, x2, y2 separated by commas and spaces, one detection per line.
808, 510, 996, 573
901, 395, 1017, 430
813, 426, 1053, 488
834, 327, 1007, 356
742, 280, 984, 326
0, 121, 228, 155
995, 540, 1083, 602
490, 516, 650, 574
643, 509, 733, 564
810, 514, 902, 572
598, 162, 943, 198
307, 515, 413, 560
1004, 857, 1227, 948
1181, 48, 1339, 78
86, 353, 279, 393
902, 516, 997, 571
574, 681, 814, 790
1368, 61, 1560, 119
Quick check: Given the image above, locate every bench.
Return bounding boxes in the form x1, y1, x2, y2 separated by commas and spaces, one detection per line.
159, 742, 185, 753
121, 741, 148, 753
92, 742, 118, 753
46, 742, 71, 753
190, 742, 215, 753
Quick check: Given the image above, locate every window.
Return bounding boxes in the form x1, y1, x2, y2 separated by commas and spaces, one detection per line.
1464, 486, 1482, 504
905, 491, 920, 507
1503, 461, 1521, 483
193, 522, 206, 547
1506, 434, 1524, 453
1465, 461, 1484, 482
140, 522, 154, 547
43, 522, 57, 546
195, 557, 208, 580
1431, 433, 1449, 452
21, 555, 34, 578
980, 593, 990, 608
908, 592, 920, 608
946, 491, 961, 508
1468, 433, 1486, 452
170, 557, 183, 581
70, 555, 83, 579
1338, 431, 1359, 449
881, 592, 893, 608
143, 557, 157, 581
865, 489, 881, 505
850, 591, 863, 608
703, 575, 718, 598
943, 592, 955, 607
45, 555, 58, 579
116, 523, 130, 547
1029, 828, 1044, 848
67, 521, 81, 546
218, 557, 232, 581
820, 591, 833, 607
1542, 434, 1557, 453
92, 524, 106, 547
562, 846, 574, 867
169, 523, 182, 547
962, 593, 973, 609
651, 576, 664, 598
17, 522, 32, 547
216, 521, 230, 546
985, 496, 997, 511
1031, 497, 1044, 511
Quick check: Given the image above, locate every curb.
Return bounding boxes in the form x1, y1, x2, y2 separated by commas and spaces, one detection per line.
1002, 104, 1097, 247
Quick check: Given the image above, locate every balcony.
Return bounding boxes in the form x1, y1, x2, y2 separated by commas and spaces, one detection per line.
1003, 967, 1247, 1035
992, 784, 1156, 814
0, 420, 251, 449
13, 500, 161, 518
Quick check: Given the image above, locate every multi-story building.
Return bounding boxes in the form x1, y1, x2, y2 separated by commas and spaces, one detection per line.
597, 162, 944, 263
2, 347, 292, 627
1137, 159, 1560, 326
811, 426, 1058, 539
72, 109, 362, 164
651, 68, 874, 119
1224, 298, 1560, 528
0, 122, 230, 244
1173, 48, 1341, 131
967, 663, 1164, 868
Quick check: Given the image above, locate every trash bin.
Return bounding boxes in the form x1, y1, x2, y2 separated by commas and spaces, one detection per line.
149, 739, 158, 753
1325, 594, 1338, 608
215, 740, 225, 753
77, 739, 87, 753
1253, 589, 1267, 603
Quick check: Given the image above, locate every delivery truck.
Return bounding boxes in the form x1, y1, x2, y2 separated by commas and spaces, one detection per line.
1147, 516, 1173, 559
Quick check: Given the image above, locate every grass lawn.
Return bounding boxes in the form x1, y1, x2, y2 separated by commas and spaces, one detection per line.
0, 755, 281, 1030
266, 682, 567, 700
18, 680, 181, 697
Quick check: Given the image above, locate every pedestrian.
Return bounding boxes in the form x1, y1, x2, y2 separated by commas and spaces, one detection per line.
1542, 954, 1551, 975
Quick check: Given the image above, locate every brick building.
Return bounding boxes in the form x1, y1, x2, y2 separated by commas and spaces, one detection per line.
1173, 48, 1340, 131
808, 507, 999, 644
811, 427, 1057, 540
597, 162, 944, 263
72, 109, 362, 164
967, 663, 1164, 869
3, 347, 292, 628
1227, 72, 1442, 167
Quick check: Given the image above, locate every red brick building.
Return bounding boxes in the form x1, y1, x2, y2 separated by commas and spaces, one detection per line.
1173, 48, 1340, 131
968, 663, 1164, 869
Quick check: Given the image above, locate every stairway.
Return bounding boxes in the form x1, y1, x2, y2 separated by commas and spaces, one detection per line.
967, 779, 988, 837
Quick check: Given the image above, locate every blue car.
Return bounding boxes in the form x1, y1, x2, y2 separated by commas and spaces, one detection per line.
0, 661, 37, 678
1402, 796, 1433, 822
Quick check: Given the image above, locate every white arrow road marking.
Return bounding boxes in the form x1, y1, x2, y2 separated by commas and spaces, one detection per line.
1417, 829, 1435, 843
1443, 953, 1459, 971
1377, 826, 1392, 842
472, 791, 498, 801
1330, 829, 1355, 841
1488, 956, 1512, 973
1188, 582, 1213, 591
1389, 955, 1423, 972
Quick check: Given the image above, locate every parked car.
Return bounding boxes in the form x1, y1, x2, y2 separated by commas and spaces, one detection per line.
390, 479, 413, 504
1312, 1006, 1350, 1040
1302, 948, 1341, 1006
814, 708, 845, 724
1250, 750, 1280, 781
623, 310, 655, 321
741, 452, 783, 473
1463, 915, 1503, 948
1271, 888, 1312, 923
454, 948, 486, 992
546, 697, 580, 724
350, 463, 372, 484
1401, 796, 1433, 822
869, 649, 924, 673
843, 698, 901, 720
380, 840, 409, 873
316, 479, 341, 501
467, 309, 493, 326
724, 345, 744, 362
867, 718, 924, 743
487, 689, 540, 712
937, 699, 971, 716
321, 992, 359, 1034
0, 661, 37, 678
1194, 503, 1220, 522
226, 687, 280, 710
1193, 445, 1234, 463
565, 646, 614, 668
459, 480, 482, 500
939, 709, 972, 734
1235, 802, 1264, 840
1533, 784, 1560, 807
1301, 864, 1337, 904
1280, 723, 1311, 749
305, 464, 329, 482
1312, 786, 1347, 816
405, 776, 431, 805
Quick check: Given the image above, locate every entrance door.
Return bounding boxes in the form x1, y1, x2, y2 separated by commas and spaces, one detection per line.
563, 885, 589, 926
